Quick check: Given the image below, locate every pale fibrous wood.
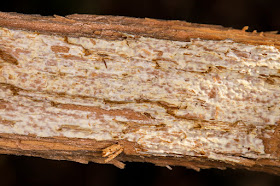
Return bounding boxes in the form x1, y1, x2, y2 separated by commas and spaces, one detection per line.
0, 12, 280, 175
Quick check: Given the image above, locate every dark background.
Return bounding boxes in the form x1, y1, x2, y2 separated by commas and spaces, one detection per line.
1, 0, 280, 185
1, 0, 280, 32
0, 154, 280, 186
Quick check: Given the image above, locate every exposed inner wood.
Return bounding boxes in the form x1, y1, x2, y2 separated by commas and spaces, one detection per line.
0, 12, 279, 175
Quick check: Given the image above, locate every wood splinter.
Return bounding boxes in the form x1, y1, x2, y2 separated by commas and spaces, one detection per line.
102, 143, 124, 163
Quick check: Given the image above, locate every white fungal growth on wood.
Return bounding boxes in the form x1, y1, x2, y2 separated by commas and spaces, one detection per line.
0, 27, 279, 164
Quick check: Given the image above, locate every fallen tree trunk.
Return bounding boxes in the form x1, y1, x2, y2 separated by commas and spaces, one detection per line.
0, 12, 279, 175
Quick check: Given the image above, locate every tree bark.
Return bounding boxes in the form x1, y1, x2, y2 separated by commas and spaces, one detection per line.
0, 12, 279, 175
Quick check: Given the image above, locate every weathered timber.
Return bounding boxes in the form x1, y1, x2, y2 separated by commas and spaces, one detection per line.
0, 12, 280, 175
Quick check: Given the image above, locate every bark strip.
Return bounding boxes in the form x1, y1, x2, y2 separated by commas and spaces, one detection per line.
0, 12, 279, 175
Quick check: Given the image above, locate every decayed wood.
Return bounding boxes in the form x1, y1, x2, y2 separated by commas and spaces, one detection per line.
0, 12, 280, 175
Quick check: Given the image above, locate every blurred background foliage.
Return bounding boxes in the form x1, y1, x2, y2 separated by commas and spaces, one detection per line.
1, 0, 280, 185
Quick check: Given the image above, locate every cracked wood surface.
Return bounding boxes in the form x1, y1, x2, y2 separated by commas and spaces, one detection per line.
0, 12, 280, 175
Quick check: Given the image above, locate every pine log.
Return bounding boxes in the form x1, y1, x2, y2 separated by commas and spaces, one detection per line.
0, 12, 279, 175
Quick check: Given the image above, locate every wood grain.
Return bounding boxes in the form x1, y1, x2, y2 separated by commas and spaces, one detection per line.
0, 12, 279, 175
